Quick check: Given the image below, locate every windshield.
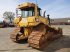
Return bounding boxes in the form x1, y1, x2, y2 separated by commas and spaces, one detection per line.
16, 9, 34, 18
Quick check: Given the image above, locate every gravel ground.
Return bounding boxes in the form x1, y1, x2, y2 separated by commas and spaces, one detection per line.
0, 25, 70, 52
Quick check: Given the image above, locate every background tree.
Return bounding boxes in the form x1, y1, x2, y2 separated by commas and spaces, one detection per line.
3, 11, 15, 23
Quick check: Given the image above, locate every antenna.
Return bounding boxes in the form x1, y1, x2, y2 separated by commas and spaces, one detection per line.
27, 0, 29, 2
36, 0, 38, 5
35, 0, 39, 16
36, 0, 37, 4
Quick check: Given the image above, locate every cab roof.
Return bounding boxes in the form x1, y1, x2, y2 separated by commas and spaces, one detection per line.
17, 2, 41, 10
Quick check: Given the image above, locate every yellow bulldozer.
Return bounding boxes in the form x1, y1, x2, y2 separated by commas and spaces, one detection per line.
10, 2, 62, 49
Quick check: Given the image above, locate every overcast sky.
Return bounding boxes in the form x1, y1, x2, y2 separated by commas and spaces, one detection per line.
0, 0, 70, 21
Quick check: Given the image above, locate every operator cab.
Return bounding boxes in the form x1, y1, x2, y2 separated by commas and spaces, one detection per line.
16, 2, 41, 18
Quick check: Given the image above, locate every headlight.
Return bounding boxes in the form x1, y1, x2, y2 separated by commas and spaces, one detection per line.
35, 18, 39, 22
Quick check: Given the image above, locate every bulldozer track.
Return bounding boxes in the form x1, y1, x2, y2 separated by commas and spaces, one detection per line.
28, 30, 45, 49
10, 24, 62, 49
28, 24, 48, 49
28, 24, 62, 49
10, 27, 20, 42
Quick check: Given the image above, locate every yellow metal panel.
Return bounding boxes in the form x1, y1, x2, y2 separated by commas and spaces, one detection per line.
19, 18, 28, 27
19, 22, 28, 27
18, 2, 35, 9
24, 28, 29, 37
27, 16, 35, 22
39, 16, 49, 25
14, 18, 19, 25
